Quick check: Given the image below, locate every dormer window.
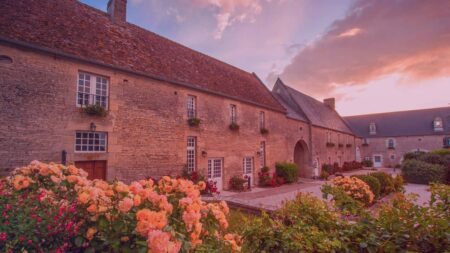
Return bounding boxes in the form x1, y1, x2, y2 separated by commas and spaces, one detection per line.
369, 122, 377, 135
434, 117, 443, 132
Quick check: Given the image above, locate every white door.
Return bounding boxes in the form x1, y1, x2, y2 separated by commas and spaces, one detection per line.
355, 147, 361, 162
373, 155, 383, 168
208, 158, 223, 191
313, 158, 319, 177
243, 157, 253, 186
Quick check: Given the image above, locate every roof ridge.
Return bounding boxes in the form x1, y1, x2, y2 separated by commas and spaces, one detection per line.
344, 106, 450, 118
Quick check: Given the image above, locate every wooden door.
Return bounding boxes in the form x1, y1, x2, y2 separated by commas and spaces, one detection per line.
75, 161, 107, 180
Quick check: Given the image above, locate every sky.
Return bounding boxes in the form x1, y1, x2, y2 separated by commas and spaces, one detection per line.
80, 0, 450, 116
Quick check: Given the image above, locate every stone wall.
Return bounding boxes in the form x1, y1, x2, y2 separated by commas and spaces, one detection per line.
360, 135, 447, 167
0, 43, 317, 189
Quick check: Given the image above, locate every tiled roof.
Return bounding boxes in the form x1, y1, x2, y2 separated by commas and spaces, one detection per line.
272, 79, 353, 134
344, 107, 450, 138
0, 0, 285, 112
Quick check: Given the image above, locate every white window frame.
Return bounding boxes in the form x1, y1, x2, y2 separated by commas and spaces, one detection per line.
434, 117, 443, 132
76, 72, 109, 109
75, 131, 107, 153
243, 157, 253, 175
369, 123, 377, 135
260, 141, 266, 168
187, 136, 197, 172
230, 104, 237, 124
187, 95, 196, 119
259, 111, 265, 129
387, 138, 395, 148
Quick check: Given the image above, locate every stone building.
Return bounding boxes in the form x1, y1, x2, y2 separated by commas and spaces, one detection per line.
345, 107, 450, 167
272, 79, 360, 177
0, 0, 360, 189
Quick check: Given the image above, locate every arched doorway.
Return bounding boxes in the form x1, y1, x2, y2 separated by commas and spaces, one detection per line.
294, 140, 310, 177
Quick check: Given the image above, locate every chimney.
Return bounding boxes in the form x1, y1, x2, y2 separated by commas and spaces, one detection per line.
107, 0, 127, 23
323, 98, 335, 110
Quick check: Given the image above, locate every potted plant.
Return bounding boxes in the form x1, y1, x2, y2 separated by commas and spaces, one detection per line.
187, 117, 201, 127
229, 122, 240, 131
81, 104, 108, 117
326, 142, 335, 147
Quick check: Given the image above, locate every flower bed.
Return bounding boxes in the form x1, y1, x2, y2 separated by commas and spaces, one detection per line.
0, 161, 240, 252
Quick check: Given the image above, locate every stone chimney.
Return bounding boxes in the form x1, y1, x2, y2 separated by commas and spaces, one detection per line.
323, 98, 335, 110
107, 0, 127, 23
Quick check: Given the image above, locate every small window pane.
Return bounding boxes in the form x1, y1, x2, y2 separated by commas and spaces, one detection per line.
75, 131, 107, 152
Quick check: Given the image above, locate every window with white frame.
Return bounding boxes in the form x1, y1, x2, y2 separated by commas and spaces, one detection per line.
187, 137, 197, 172
187, 95, 196, 119
75, 131, 107, 152
259, 111, 265, 129
327, 132, 332, 143
243, 157, 253, 175
434, 117, 443, 132
369, 122, 377, 135
77, 72, 108, 108
387, 138, 395, 149
230, 104, 237, 124
260, 141, 266, 168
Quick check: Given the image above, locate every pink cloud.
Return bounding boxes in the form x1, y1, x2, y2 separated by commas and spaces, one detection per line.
271, 0, 450, 97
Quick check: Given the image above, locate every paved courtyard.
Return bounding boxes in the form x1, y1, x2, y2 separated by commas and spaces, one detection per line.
207, 168, 432, 211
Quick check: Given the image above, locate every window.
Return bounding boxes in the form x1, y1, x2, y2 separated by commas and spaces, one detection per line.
444, 137, 450, 148
243, 157, 253, 175
187, 95, 196, 119
327, 132, 332, 143
434, 117, 443, 132
387, 138, 395, 149
187, 137, 197, 172
259, 111, 265, 129
75, 131, 107, 152
369, 122, 377, 135
0, 55, 13, 64
390, 154, 396, 160
260, 141, 266, 168
77, 72, 108, 108
230, 104, 237, 124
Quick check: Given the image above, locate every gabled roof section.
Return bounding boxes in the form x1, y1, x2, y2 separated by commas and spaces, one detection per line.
0, 0, 285, 112
272, 79, 353, 134
344, 107, 450, 138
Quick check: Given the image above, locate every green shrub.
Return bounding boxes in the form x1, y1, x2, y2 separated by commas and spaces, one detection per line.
393, 175, 405, 192
321, 184, 364, 215
362, 159, 373, 167
187, 117, 201, 127
229, 175, 247, 191
401, 159, 447, 184
352, 175, 381, 198
260, 166, 269, 173
430, 149, 450, 155
403, 151, 426, 160
319, 170, 329, 180
275, 162, 298, 183
321, 164, 333, 174
369, 172, 395, 195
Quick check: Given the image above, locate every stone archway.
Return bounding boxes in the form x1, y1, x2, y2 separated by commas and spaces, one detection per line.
294, 140, 310, 177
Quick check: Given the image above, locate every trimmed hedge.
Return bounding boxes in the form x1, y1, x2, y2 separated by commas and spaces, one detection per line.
352, 175, 381, 198
275, 162, 299, 184
401, 159, 447, 184
362, 159, 373, 167
369, 172, 395, 195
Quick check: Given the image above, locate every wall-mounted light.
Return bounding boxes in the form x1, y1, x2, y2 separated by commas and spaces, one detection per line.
201, 151, 207, 157
90, 122, 97, 132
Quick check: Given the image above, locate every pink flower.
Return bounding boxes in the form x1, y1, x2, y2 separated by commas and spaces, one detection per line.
118, 197, 134, 213
147, 230, 181, 253
0, 232, 7, 241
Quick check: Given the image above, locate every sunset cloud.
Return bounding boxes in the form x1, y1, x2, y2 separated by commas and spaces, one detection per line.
272, 0, 450, 97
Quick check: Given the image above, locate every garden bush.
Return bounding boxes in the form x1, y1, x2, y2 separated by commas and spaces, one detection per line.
369, 172, 395, 195
352, 174, 381, 198
319, 170, 329, 180
342, 161, 363, 171
393, 175, 405, 192
430, 149, 450, 155
0, 161, 239, 253
361, 159, 373, 167
403, 151, 426, 160
401, 159, 447, 184
326, 176, 375, 206
275, 162, 298, 183
321, 163, 333, 174
229, 176, 247, 192
258, 170, 284, 187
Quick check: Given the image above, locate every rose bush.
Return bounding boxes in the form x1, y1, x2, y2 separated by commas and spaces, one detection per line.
327, 176, 375, 205
0, 161, 240, 253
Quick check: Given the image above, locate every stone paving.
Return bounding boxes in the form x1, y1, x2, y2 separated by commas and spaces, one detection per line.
205, 168, 432, 211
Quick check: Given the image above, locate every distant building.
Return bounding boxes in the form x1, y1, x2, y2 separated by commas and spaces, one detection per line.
344, 107, 450, 167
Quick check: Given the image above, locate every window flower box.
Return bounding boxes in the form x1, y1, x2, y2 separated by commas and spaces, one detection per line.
326, 142, 335, 147
346, 144, 352, 148
187, 117, 201, 127
260, 128, 269, 135
229, 122, 240, 131
81, 104, 108, 117
387, 146, 395, 150
338, 143, 344, 148
362, 143, 369, 147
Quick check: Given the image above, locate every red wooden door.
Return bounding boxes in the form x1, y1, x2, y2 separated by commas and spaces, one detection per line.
75, 161, 107, 180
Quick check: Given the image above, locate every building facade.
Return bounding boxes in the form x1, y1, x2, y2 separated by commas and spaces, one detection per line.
345, 108, 450, 167
1, 0, 344, 190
